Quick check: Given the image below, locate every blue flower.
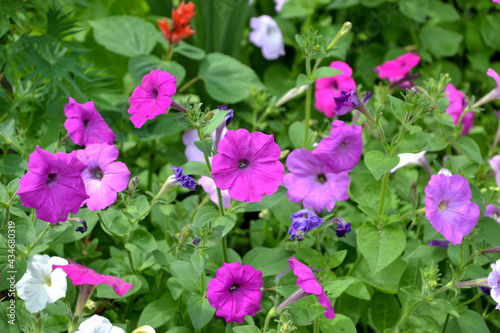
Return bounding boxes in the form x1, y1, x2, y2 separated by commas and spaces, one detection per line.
288, 209, 323, 241
172, 166, 197, 191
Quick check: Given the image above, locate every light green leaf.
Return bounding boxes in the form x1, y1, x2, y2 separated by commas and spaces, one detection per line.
357, 224, 406, 271
320, 314, 357, 333
364, 151, 400, 180
419, 23, 463, 57
203, 109, 229, 135
125, 229, 157, 253
453, 136, 483, 163
175, 41, 206, 60
138, 298, 177, 328
194, 138, 214, 157
170, 261, 200, 292
243, 247, 293, 276
188, 295, 215, 330
400, 0, 429, 23
233, 326, 261, 333
181, 161, 211, 177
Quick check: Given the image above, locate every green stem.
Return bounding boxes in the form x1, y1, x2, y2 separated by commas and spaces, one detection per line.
314, 317, 320, 333
221, 234, 229, 263
178, 76, 201, 94
26, 223, 51, 256
395, 300, 422, 332
304, 57, 313, 147
315, 230, 322, 254
347, 253, 364, 276
262, 310, 274, 333
127, 249, 136, 274
378, 172, 390, 218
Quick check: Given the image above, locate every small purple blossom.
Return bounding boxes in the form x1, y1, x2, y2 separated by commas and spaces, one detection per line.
333, 89, 372, 115
173, 166, 197, 191
480, 286, 491, 296
217, 105, 234, 126
424, 174, 480, 245
485, 202, 500, 223
489, 154, 500, 187
488, 259, 500, 309
206, 262, 263, 323
335, 221, 351, 238
249, 15, 285, 60
428, 240, 450, 249
288, 209, 323, 241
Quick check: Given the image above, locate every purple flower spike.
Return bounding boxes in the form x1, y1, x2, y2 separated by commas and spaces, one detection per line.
424, 174, 480, 245
335, 221, 351, 238
428, 240, 450, 249
207, 262, 263, 323
172, 166, 196, 191
17, 146, 89, 225
288, 209, 323, 241
283, 148, 350, 213
288, 257, 334, 319
64, 97, 116, 146
313, 120, 363, 173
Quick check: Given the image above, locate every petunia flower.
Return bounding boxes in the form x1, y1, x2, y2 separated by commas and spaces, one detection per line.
249, 15, 285, 60
288, 209, 323, 241
157, 0, 195, 44
76, 144, 130, 211
274, 0, 289, 12
313, 120, 363, 173
283, 148, 350, 212
17, 146, 89, 224
489, 154, 500, 187
16, 255, 68, 313
485, 201, 500, 223
128, 69, 177, 128
424, 174, 480, 245
428, 240, 450, 249
206, 262, 263, 323
445, 83, 474, 136
314, 61, 357, 117
335, 221, 351, 238
472, 68, 500, 108
488, 260, 500, 309
278, 257, 334, 319
198, 176, 231, 209
375, 53, 420, 88
211, 129, 284, 202
172, 165, 197, 191
390, 151, 430, 174
64, 97, 116, 146
132, 326, 156, 333
333, 89, 372, 116
53, 259, 133, 297
494, 0, 500, 4
75, 315, 125, 333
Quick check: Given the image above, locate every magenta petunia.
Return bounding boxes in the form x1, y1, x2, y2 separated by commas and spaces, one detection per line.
424, 174, 480, 245
488, 68, 500, 91
288, 257, 334, 319
206, 262, 263, 323
53, 259, 133, 297
211, 129, 284, 202
283, 148, 350, 212
128, 69, 177, 128
314, 61, 357, 117
313, 120, 363, 173
64, 97, 116, 146
17, 146, 89, 225
76, 144, 130, 211
375, 52, 420, 86
445, 83, 474, 136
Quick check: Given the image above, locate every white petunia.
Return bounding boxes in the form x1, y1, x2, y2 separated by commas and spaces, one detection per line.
76, 315, 125, 333
249, 15, 285, 60
16, 254, 68, 313
390, 151, 427, 173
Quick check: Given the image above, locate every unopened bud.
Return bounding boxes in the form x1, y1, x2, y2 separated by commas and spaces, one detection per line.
205, 111, 214, 121
193, 237, 201, 245
85, 300, 96, 310
259, 209, 270, 219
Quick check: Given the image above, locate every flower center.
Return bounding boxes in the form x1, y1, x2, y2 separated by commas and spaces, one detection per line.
46, 173, 57, 185
152, 87, 159, 99
83, 119, 89, 129
317, 174, 327, 184
438, 201, 447, 212
302, 214, 309, 218
92, 167, 104, 180
238, 159, 250, 170
332, 80, 339, 90
229, 284, 240, 292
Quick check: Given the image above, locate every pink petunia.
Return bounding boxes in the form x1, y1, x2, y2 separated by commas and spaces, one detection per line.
487, 68, 500, 93
17, 146, 89, 225
53, 259, 133, 297
283, 148, 350, 212
128, 69, 177, 128
375, 52, 420, 86
76, 144, 130, 211
445, 83, 474, 136
64, 97, 116, 146
314, 61, 357, 117
206, 262, 263, 323
313, 120, 363, 173
211, 129, 284, 202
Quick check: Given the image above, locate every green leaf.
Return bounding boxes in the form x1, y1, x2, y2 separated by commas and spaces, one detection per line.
328, 250, 348, 269
213, 214, 237, 237
315, 66, 341, 79
349, 172, 392, 210
175, 41, 206, 60
170, 261, 200, 292
296, 73, 311, 88
2, 218, 35, 244
181, 161, 211, 177
388, 95, 406, 122
427, 1, 461, 22
320, 314, 357, 333
344, 278, 371, 300
203, 110, 229, 136
357, 224, 406, 271
188, 295, 215, 330
199, 53, 265, 103
419, 23, 464, 57
453, 136, 483, 163
447, 309, 489, 333
428, 299, 459, 318
243, 247, 294, 276
288, 121, 315, 149
233, 326, 262, 333
167, 277, 184, 300
101, 208, 131, 235
138, 298, 177, 328
166, 328, 192, 333
194, 138, 214, 157
323, 279, 354, 299
481, 15, 500, 50
364, 151, 400, 181
0, 154, 27, 176
128, 55, 186, 88
191, 252, 208, 275
236, 187, 287, 212
369, 292, 401, 331
0, 119, 17, 145
193, 206, 220, 229
356, 258, 407, 294
125, 229, 157, 253
90, 16, 157, 57
400, 0, 429, 23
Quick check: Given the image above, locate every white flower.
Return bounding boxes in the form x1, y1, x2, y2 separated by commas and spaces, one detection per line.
132, 326, 156, 333
249, 15, 285, 60
16, 254, 68, 313
438, 168, 452, 177
76, 315, 125, 333
390, 151, 427, 173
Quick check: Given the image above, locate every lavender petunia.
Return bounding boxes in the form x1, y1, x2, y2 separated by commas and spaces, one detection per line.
283, 148, 350, 213
198, 176, 231, 209
424, 174, 480, 245
489, 154, 500, 187
485, 201, 500, 223
488, 260, 500, 309
428, 240, 450, 249
249, 15, 285, 60
288, 209, 323, 241
333, 89, 372, 116
17, 146, 89, 224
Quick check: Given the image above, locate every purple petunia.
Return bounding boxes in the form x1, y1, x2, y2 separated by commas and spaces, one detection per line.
249, 15, 285, 60
173, 166, 197, 191
288, 209, 323, 241
17, 146, 89, 224
128, 69, 177, 128
283, 148, 350, 213
335, 221, 351, 238
333, 89, 372, 116
485, 201, 500, 223
313, 120, 363, 173
211, 129, 284, 202
424, 174, 480, 245
428, 240, 450, 249
488, 260, 500, 309
206, 262, 263, 323
76, 144, 130, 211
64, 97, 116, 146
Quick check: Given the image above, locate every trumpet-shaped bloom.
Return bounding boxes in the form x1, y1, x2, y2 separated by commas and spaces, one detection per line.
16, 255, 68, 313
283, 148, 350, 212
249, 15, 285, 60
445, 83, 474, 136
274, 0, 288, 12
335, 221, 351, 237
76, 144, 130, 211
128, 69, 177, 128
53, 259, 133, 297
17, 146, 89, 224
198, 176, 231, 209
488, 260, 500, 309
212, 129, 284, 202
315, 61, 357, 117
485, 201, 500, 223
288, 209, 323, 240
333, 89, 372, 116
289, 257, 334, 319
489, 154, 500, 187
390, 151, 427, 173
75, 315, 125, 333
64, 97, 116, 146
313, 120, 363, 173
206, 262, 263, 323
424, 174, 480, 245
375, 53, 420, 84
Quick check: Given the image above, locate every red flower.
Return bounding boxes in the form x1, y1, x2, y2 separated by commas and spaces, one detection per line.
157, 1, 195, 44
